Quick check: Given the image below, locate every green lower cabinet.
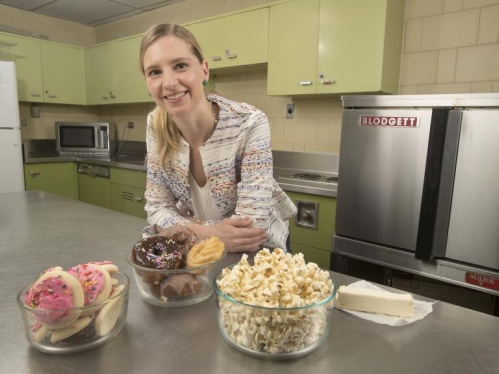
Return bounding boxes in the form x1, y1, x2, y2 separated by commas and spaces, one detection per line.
111, 183, 146, 219
291, 243, 331, 270
78, 174, 112, 209
110, 167, 147, 219
24, 163, 78, 199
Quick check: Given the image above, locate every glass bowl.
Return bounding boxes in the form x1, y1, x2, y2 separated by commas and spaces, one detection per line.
126, 250, 227, 307
214, 267, 337, 359
17, 271, 130, 354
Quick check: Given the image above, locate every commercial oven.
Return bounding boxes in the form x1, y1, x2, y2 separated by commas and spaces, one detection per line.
333, 94, 499, 306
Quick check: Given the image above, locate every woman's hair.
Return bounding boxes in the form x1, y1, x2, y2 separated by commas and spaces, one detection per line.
139, 23, 205, 163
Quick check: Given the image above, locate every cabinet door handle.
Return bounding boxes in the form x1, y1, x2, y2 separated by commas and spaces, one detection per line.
227, 53, 237, 59
320, 79, 335, 85
110, 94, 116, 99
29, 170, 41, 176
212, 56, 222, 61
299, 81, 313, 86
30, 93, 41, 97
134, 196, 143, 202
102, 96, 108, 100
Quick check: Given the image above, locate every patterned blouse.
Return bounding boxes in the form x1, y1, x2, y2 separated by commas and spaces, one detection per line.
144, 94, 297, 250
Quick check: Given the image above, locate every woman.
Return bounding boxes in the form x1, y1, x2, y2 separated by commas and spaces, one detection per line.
139, 23, 297, 252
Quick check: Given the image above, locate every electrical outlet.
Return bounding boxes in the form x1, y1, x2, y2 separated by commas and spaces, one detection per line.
127, 122, 134, 129
286, 104, 294, 119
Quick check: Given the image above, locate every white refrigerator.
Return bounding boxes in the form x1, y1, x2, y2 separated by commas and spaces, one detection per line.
0, 61, 25, 193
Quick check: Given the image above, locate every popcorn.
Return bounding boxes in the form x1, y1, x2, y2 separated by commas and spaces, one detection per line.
216, 248, 334, 354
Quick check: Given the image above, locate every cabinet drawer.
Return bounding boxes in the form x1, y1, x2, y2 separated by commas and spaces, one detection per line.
110, 167, 146, 189
24, 162, 78, 199
291, 243, 330, 270
111, 184, 147, 219
78, 173, 112, 209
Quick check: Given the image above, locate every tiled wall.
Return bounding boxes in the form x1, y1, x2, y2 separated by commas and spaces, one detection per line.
401, 0, 499, 94
5, 0, 499, 153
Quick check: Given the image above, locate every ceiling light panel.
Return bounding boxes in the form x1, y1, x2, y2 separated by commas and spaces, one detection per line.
33, 0, 136, 25
0, 0, 56, 11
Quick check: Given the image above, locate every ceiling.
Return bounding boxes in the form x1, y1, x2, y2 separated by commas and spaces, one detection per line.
0, 0, 185, 27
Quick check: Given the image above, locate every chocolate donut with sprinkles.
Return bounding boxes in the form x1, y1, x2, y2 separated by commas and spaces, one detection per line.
132, 236, 184, 270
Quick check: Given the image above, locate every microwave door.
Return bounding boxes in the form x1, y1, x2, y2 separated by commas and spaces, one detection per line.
335, 108, 433, 253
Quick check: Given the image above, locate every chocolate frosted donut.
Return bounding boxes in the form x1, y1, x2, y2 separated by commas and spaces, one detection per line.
132, 236, 183, 270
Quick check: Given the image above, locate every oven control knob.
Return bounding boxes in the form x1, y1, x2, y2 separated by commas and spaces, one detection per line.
301, 210, 312, 221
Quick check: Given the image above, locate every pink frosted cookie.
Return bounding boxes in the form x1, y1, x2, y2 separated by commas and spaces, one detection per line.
25, 270, 84, 329
68, 264, 112, 312
87, 260, 119, 275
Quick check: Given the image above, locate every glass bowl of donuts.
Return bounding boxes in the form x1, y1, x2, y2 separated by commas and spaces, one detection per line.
127, 232, 226, 307
214, 248, 337, 359
16, 261, 130, 354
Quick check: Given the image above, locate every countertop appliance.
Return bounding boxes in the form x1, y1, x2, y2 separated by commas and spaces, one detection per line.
0, 61, 24, 194
56, 121, 116, 158
333, 93, 499, 299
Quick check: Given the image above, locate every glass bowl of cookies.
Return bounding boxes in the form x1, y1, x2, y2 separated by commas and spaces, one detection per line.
127, 232, 226, 307
17, 261, 129, 354
214, 248, 337, 359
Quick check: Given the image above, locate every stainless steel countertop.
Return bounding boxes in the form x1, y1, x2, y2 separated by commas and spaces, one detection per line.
1, 191, 499, 374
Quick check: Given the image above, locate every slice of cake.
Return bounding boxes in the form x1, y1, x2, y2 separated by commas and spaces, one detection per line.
336, 286, 414, 318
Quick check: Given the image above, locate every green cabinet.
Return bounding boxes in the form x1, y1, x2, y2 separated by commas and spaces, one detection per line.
286, 191, 336, 269
40, 41, 86, 105
0, 32, 86, 104
186, 8, 269, 70
78, 173, 112, 209
268, 0, 405, 95
0, 32, 43, 102
110, 168, 147, 219
24, 163, 78, 199
85, 36, 150, 105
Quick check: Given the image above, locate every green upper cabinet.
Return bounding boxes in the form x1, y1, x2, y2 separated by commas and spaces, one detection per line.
0, 32, 43, 102
268, 0, 406, 96
186, 8, 269, 70
85, 36, 151, 105
40, 41, 86, 105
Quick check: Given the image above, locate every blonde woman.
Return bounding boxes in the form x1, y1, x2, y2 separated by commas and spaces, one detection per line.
140, 23, 297, 252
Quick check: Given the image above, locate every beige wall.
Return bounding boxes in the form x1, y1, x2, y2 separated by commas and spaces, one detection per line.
5, 0, 499, 153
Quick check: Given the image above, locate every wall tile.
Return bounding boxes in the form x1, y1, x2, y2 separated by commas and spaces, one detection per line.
284, 118, 318, 144
471, 81, 493, 92
329, 118, 342, 146
271, 143, 294, 151
463, 0, 499, 9
493, 81, 499, 91
421, 10, 480, 50
416, 82, 472, 94
478, 5, 499, 44
404, 19, 423, 52
317, 118, 330, 145
269, 117, 285, 143
400, 85, 419, 94
292, 144, 305, 152
265, 96, 293, 118
247, 71, 267, 94
405, 0, 445, 19
437, 49, 457, 83
444, 0, 463, 12
400, 51, 438, 85
304, 144, 336, 153
455, 44, 499, 81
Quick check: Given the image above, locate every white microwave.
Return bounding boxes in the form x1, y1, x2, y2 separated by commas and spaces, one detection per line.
56, 122, 116, 157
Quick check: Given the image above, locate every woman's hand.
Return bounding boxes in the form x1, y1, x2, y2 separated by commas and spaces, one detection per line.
187, 218, 266, 253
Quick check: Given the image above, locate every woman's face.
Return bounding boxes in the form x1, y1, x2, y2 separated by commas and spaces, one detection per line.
142, 35, 208, 118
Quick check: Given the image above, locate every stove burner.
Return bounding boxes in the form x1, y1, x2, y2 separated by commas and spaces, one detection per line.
287, 173, 338, 183
289, 173, 324, 180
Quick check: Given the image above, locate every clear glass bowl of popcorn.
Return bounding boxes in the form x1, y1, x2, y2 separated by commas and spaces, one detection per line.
214, 253, 338, 359
17, 272, 130, 354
